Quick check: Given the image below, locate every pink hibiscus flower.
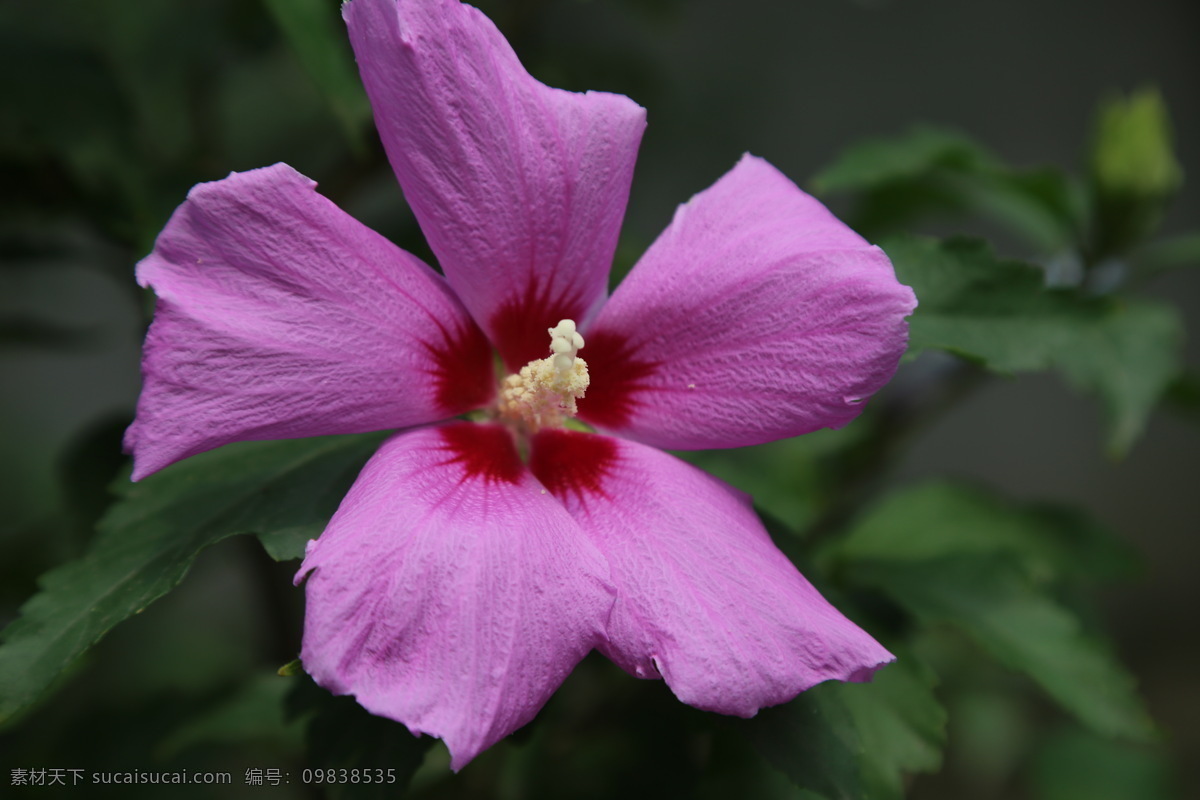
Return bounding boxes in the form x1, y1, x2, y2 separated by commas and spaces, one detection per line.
125, 0, 916, 770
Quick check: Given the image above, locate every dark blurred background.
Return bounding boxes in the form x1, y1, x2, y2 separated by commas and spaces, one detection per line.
2, 0, 1197, 797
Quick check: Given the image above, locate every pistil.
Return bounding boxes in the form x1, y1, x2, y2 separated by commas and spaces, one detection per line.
498, 319, 590, 432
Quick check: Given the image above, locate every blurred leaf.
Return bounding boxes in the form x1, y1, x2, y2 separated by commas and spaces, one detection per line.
837, 656, 947, 798
258, 523, 328, 562
857, 557, 1152, 739
277, 658, 304, 677
1088, 88, 1182, 258
158, 672, 304, 759
812, 126, 995, 193
0, 5, 203, 247
1031, 726, 1177, 800
678, 425, 865, 533
262, 0, 372, 149
287, 675, 433, 798
812, 126, 1083, 250
739, 654, 945, 800
0, 32, 127, 168
0, 432, 384, 727
828, 483, 1155, 741
962, 167, 1083, 255
97, 2, 219, 166
0, 32, 148, 243
832, 482, 1139, 583
942, 682, 1035, 790
888, 236, 1182, 455
740, 681, 864, 800
1131, 231, 1200, 280
1164, 371, 1200, 424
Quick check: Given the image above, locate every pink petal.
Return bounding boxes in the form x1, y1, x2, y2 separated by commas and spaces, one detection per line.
125, 163, 492, 480
297, 422, 614, 770
344, 0, 646, 370
579, 154, 917, 449
530, 428, 893, 715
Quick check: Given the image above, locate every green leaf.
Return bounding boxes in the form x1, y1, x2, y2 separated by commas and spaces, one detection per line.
828, 483, 1155, 741
677, 424, 866, 534
888, 235, 1182, 454
1131, 232, 1200, 280
1031, 727, 1177, 800
739, 682, 864, 800
1164, 371, 1200, 424
740, 655, 946, 800
0, 432, 384, 727
811, 126, 1083, 250
257, 526, 331, 564
960, 167, 1084, 255
157, 673, 304, 759
811, 126, 996, 195
261, 0, 372, 149
287, 675, 433, 799
833, 482, 1139, 583
835, 656, 947, 798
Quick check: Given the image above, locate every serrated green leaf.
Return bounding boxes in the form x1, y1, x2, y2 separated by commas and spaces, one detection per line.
0, 432, 384, 727
261, 0, 371, 149
888, 236, 1182, 454
829, 483, 1155, 741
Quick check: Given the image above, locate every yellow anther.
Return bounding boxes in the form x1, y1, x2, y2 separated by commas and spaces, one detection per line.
498, 319, 590, 431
